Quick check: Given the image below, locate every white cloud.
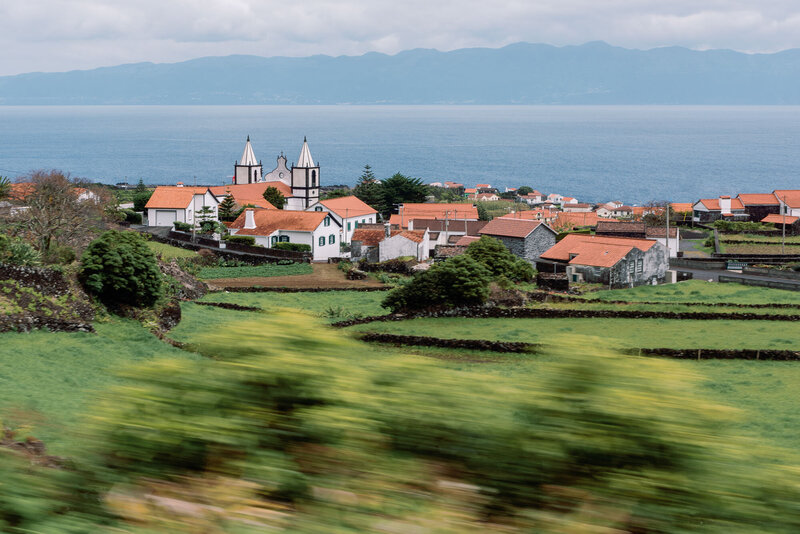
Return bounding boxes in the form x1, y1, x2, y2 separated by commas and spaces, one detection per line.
2, 0, 800, 75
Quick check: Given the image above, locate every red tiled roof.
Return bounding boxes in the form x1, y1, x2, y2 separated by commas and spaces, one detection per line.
464, 188, 477, 194
391, 203, 479, 228
500, 209, 557, 221
208, 183, 276, 209
352, 228, 390, 247
8, 182, 34, 201
320, 195, 378, 218
774, 190, 800, 209
455, 235, 480, 246
551, 212, 602, 230
738, 193, 780, 206
596, 221, 646, 234
476, 184, 490, 188
479, 218, 544, 238
229, 208, 328, 235
145, 186, 213, 209
398, 230, 426, 243
645, 227, 678, 238
697, 198, 745, 211
670, 202, 694, 213
408, 218, 487, 234
540, 234, 656, 268
762, 213, 800, 225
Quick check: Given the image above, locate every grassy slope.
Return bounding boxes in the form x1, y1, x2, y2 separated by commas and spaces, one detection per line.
0, 319, 199, 455
198, 262, 313, 280
146, 241, 198, 259
586, 279, 800, 304
535, 301, 800, 315
200, 290, 390, 320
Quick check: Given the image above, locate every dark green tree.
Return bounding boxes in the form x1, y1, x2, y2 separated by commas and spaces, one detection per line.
382, 255, 492, 313
321, 189, 349, 200
517, 186, 533, 196
134, 179, 147, 194
352, 165, 383, 213
132, 191, 152, 212
380, 173, 429, 216
218, 193, 237, 221
476, 203, 491, 221
263, 186, 286, 209
79, 230, 163, 307
465, 235, 535, 282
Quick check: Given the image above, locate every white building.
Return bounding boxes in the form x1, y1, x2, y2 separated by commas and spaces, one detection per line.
307, 195, 378, 244
775, 190, 800, 217
228, 208, 341, 261
145, 186, 219, 227
232, 137, 320, 211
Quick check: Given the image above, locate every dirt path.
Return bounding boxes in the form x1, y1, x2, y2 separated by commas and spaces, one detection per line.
205, 263, 387, 289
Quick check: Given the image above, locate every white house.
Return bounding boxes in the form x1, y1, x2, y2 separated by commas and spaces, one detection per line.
228, 208, 341, 261
306, 195, 378, 244
145, 186, 219, 227
775, 190, 800, 217
379, 228, 430, 262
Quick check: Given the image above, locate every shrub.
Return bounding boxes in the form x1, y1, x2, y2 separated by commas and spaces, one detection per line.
382, 255, 492, 312
45, 244, 76, 265
712, 220, 773, 233
0, 234, 42, 266
272, 242, 311, 252
79, 230, 163, 307
122, 209, 142, 224
224, 235, 257, 246
465, 235, 535, 282
173, 221, 191, 232
132, 191, 152, 212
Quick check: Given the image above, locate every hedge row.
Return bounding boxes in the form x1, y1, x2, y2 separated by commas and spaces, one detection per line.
215, 286, 388, 293
192, 301, 263, 312
357, 332, 534, 353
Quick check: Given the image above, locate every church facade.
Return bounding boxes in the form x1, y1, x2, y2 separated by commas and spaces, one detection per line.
233, 136, 320, 210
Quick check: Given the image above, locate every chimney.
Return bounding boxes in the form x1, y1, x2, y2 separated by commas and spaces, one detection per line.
244, 209, 256, 229
384, 223, 391, 238
719, 195, 731, 214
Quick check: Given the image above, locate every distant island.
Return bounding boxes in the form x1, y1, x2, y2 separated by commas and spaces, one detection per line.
2, 41, 800, 105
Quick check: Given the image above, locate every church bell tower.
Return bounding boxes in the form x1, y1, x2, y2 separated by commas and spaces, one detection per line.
290, 137, 320, 209
234, 136, 262, 184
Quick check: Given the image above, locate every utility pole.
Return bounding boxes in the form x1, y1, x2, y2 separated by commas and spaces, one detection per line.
665, 202, 670, 258
782, 195, 787, 255
192, 175, 197, 243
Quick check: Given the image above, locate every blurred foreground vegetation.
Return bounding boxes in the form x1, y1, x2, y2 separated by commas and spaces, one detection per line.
3, 313, 800, 532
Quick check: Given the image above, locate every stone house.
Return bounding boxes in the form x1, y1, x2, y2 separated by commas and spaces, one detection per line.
537, 234, 668, 288
351, 225, 429, 263
478, 218, 557, 263
736, 193, 780, 222
692, 195, 747, 223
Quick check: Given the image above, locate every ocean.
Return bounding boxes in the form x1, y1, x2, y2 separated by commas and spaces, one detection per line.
0, 105, 798, 204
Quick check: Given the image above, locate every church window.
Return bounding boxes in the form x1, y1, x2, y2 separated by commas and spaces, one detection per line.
329, 234, 335, 245
311, 170, 317, 187
318, 236, 325, 247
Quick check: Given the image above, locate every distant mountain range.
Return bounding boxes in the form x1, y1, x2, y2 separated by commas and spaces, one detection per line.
2, 41, 800, 105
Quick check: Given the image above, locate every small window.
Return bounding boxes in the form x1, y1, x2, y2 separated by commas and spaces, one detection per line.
347, 222, 351, 231
324, 217, 331, 227
628, 262, 635, 274
280, 235, 289, 243
315, 206, 322, 211
318, 236, 325, 246
329, 234, 335, 245
637, 259, 643, 273
271, 236, 277, 245
311, 170, 317, 186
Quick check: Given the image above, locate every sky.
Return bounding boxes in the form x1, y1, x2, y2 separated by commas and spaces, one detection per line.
2, 1, 800, 76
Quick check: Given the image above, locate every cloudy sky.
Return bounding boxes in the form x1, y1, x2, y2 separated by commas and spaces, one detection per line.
2, 0, 800, 76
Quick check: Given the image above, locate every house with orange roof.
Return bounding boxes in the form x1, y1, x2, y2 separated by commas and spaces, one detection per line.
519, 191, 544, 205
475, 192, 500, 201
562, 202, 593, 213
350, 225, 429, 262
478, 218, 557, 263
389, 203, 479, 229
145, 185, 219, 227
761, 213, 800, 234
774, 190, 800, 218
500, 209, 558, 224
538, 234, 668, 287
208, 183, 278, 210
306, 195, 378, 243
735, 193, 780, 222
692, 195, 747, 223
228, 208, 341, 261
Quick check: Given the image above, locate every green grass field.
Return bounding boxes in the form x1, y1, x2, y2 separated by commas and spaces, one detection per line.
720, 233, 800, 243
0, 319, 199, 455
346, 317, 800, 350
585, 279, 800, 305
145, 241, 198, 259
197, 262, 313, 280
200, 290, 390, 320
535, 301, 800, 315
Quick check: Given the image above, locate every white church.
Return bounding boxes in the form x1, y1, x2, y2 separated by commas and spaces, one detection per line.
233, 136, 320, 211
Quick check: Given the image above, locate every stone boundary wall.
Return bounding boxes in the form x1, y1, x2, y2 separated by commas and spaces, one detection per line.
0, 316, 94, 334
357, 332, 534, 353
742, 267, 800, 281
215, 286, 388, 293
718, 275, 800, 292
525, 292, 800, 309
192, 301, 263, 312
332, 305, 800, 327
669, 258, 727, 270
145, 232, 306, 265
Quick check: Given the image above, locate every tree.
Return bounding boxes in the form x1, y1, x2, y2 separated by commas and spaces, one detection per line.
321, 189, 349, 200
132, 191, 152, 212
12, 170, 109, 253
217, 192, 237, 221
134, 178, 147, 194
352, 164, 383, 213
517, 186, 533, 196
465, 235, 535, 282
380, 173, 429, 216
79, 230, 163, 307
0, 176, 10, 200
642, 200, 673, 226
382, 255, 492, 313
476, 203, 491, 221
263, 186, 286, 209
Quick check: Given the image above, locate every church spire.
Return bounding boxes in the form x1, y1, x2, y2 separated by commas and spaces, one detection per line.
297, 137, 315, 168
240, 136, 258, 166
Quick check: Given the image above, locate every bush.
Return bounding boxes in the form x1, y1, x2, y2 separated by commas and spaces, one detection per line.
0, 234, 41, 266
464, 236, 535, 282
122, 209, 142, 224
382, 255, 492, 312
224, 235, 257, 246
358, 257, 415, 274
272, 242, 311, 252
45, 244, 76, 265
712, 220, 773, 233
132, 191, 152, 212
79, 230, 163, 307
173, 221, 191, 232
